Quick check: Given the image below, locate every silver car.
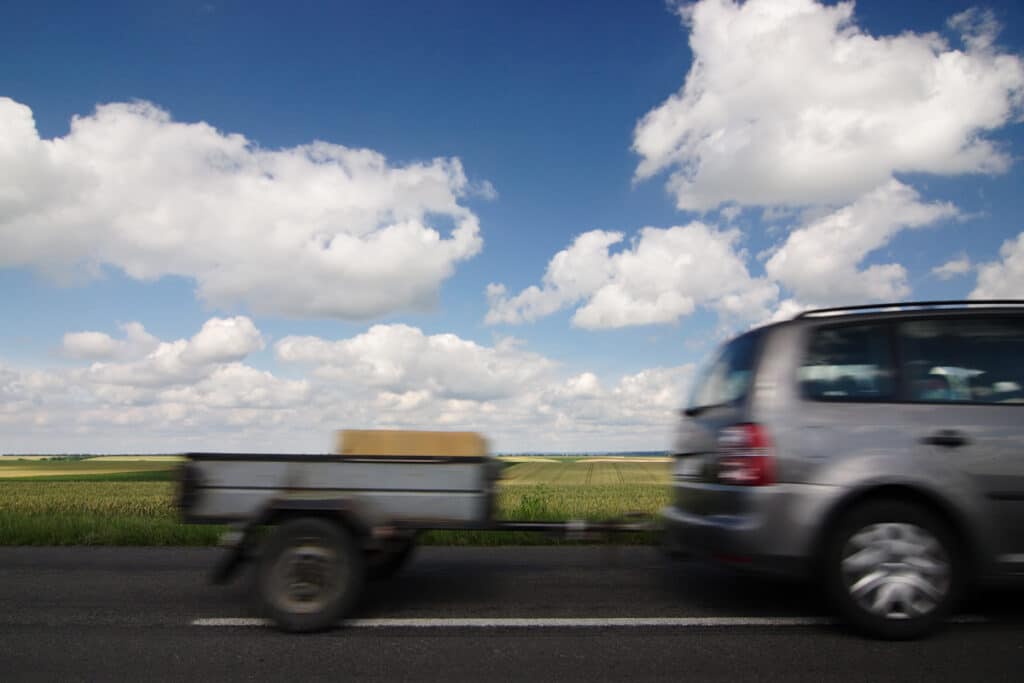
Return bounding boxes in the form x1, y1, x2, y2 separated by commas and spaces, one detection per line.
661, 300, 1024, 639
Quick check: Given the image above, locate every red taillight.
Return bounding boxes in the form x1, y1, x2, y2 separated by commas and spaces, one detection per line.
716, 423, 775, 486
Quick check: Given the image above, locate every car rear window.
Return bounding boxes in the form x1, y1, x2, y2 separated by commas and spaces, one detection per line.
900, 316, 1024, 404
687, 330, 761, 412
799, 322, 895, 401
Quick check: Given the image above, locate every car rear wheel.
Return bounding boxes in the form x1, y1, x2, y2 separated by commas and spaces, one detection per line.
824, 500, 962, 640
258, 517, 364, 633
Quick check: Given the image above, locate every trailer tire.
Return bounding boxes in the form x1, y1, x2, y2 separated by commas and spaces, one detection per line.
258, 517, 364, 633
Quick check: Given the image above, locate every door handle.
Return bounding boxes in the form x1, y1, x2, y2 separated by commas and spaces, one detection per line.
921, 430, 968, 448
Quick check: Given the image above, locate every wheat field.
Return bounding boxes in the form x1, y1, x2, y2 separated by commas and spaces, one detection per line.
0, 457, 671, 545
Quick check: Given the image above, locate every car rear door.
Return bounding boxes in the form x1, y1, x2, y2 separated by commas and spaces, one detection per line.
896, 315, 1024, 569
791, 320, 919, 486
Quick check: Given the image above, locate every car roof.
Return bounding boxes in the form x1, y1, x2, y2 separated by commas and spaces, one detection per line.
793, 299, 1024, 320
748, 300, 1024, 338
709, 301, 1024, 351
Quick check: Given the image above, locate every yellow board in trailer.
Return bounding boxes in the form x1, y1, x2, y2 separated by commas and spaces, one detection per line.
335, 429, 489, 458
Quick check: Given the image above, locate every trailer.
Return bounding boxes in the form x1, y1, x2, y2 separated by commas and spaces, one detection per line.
178, 430, 655, 632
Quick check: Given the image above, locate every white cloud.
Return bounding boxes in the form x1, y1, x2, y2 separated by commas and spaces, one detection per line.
932, 254, 973, 280
469, 179, 499, 200
530, 365, 695, 443
181, 316, 264, 365
720, 205, 742, 223
633, 0, 1024, 210
949, 8, 1001, 54
0, 98, 485, 318
158, 364, 309, 409
63, 322, 160, 361
486, 223, 777, 328
0, 320, 696, 453
761, 298, 811, 325
84, 316, 264, 388
62, 332, 121, 361
485, 230, 623, 325
275, 324, 555, 401
765, 181, 957, 305
1, 317, 305, 451
972, 232, 1024, 299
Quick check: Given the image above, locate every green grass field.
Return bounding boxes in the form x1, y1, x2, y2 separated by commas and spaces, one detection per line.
0, 457, 671, 546
500, 459, 668, 486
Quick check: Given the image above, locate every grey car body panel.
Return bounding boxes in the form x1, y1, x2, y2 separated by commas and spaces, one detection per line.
662, 305, 1024, 583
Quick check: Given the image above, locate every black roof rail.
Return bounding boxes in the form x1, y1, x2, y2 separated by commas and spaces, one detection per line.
795, 300, 1024, 319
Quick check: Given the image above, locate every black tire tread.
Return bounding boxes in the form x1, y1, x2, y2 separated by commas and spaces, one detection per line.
257, 517, 364, 633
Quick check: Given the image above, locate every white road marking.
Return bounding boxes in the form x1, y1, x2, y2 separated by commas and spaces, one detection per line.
191, 614, 988, 628
192, 616, 832, 628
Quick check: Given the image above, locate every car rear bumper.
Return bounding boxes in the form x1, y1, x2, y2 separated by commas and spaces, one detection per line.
660, 483, 836, 578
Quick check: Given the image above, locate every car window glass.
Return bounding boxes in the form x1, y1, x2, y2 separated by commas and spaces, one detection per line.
688, 331, 760, 410
900, 317, 1024, 404
799, 323, 894, 401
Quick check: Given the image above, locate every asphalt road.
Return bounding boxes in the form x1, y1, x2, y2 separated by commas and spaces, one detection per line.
2, 546, 1023, 682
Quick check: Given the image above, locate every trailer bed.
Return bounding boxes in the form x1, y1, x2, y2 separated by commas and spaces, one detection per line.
181, 452, 500, 528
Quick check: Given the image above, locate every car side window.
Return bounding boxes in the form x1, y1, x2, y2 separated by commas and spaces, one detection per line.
899, 317, 1024, 404
799, 323, 895, 401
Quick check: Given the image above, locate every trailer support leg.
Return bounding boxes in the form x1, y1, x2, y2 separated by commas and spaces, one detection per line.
210, 522, 260, 585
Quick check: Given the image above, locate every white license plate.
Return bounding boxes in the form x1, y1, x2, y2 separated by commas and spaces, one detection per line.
676, 455, 705, 478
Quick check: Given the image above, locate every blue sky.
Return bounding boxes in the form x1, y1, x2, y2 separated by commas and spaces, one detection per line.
1, 0, 1023, 453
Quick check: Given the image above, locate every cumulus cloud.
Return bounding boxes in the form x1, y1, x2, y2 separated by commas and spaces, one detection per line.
63, 322, 160, 361
765, 181, 957, 305
633, 0, 1024, 211
486, 1, 1022, 333
63, 332, 123, 361
485, 230, 623, 325
158, 364, 310, 409
537, 366, 695, 431
972, 232, 1024, 299
1, 316, 310, 452
0, 98, 485, 318
84, 316, 264, 387
762, 298, 811, 325
275, 324, 555, 401
486, 223, 777, 328
181, 317, 264, 365
277, 331, 696, 450
932, 254, 973, 280
0, 320, 696, 453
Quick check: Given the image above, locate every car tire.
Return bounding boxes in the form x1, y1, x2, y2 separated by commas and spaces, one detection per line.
258, 517, 364, 633
824, 499, 963, 640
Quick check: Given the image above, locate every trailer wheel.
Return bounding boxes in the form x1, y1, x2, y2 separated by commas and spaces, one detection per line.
367, 535, 417, 581
258, 517, 364, 633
